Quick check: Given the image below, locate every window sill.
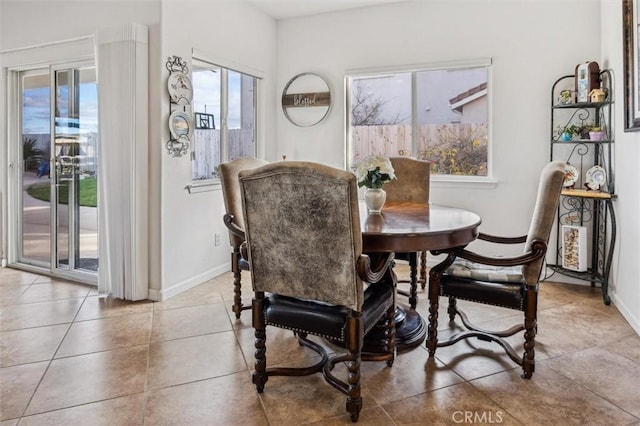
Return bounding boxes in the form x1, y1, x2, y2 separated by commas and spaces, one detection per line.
186, 180, 221, 194
430, 176, 498, 190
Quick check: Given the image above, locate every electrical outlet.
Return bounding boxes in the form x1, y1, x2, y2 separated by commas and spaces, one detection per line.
214, 233, 221, 246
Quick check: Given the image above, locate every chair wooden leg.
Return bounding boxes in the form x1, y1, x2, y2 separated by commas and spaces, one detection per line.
345, 314, 362, 422
522, 317, 536, 379
447, 296, 457, 321
522, 287, 538, 379
427, 274, 440, 357
408, 252, 418, 310
427, 253, 456, 357
252, 295, 268, 392
420, 251, 427, 289
231, 249, 243, 319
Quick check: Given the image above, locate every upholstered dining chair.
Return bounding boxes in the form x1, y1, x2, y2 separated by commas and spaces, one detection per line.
384, 156, 431, 309
426, 161, 565, 379
239, 161, 396, 422
220, 157, 268, 319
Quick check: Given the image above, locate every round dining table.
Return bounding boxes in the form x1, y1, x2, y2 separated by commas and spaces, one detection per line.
360, 201, 482, 352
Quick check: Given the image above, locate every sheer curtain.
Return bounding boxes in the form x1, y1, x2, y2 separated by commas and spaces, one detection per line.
95, 24, 149, 300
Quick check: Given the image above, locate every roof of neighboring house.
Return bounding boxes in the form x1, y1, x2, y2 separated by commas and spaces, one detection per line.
449, 82, 488, 112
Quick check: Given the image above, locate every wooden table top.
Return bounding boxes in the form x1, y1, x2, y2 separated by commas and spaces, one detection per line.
360, 202, 482, 253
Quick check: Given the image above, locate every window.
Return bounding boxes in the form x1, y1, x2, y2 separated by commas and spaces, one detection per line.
191, 58, 258, 181
346, 59, 491, 177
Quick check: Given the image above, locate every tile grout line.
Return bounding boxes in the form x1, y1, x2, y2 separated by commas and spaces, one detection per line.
16, 289, 90, 420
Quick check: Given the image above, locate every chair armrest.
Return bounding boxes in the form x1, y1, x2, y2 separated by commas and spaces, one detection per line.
478, 232, 527, 244
448, 239, 547, 267
240, 242, 249, 261
357, 253, 394, 284
223, 213, 245, 240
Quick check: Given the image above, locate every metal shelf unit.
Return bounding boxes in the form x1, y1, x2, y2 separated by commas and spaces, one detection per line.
548, 70, 616, 305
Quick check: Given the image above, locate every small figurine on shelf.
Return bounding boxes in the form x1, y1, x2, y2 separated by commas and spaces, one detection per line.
559, 89, 573, 105
589, 88, 606, 103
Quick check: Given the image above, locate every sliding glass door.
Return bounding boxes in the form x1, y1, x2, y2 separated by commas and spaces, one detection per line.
19, 69, 52, 267
16, 62, 99, 282
52, 65, 99, 274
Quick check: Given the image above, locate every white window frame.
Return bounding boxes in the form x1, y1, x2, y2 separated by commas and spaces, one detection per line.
187, 49, 263, 193
345, 58, 496, 187
2, 36, 95, 269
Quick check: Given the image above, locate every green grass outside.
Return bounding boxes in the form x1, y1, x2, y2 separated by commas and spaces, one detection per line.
27, 178, 97, 208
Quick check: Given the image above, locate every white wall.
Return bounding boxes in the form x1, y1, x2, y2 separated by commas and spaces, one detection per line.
601, 0, 640, 333
276, 0, 601, 236
0, 0, 277, 301
0, 1, 160, 50
155, 1, 277, 299
276, 0, 637, 332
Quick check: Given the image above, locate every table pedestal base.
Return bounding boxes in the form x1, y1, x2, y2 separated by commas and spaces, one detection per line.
363, 306, 426, 353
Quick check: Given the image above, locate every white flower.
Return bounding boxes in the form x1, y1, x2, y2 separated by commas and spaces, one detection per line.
354, 155, 396, 189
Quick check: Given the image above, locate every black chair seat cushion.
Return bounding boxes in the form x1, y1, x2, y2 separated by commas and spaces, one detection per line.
265, 282, 394, 344
440, 275, 525, 310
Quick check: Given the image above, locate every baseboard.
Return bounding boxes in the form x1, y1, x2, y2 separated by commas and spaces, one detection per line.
612, 292, 640, 336
147, 262, 230, 301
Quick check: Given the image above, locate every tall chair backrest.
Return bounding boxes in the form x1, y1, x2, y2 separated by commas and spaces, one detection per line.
219, 157, 269, 248
522, 161, 566, 284
384, 157, 430, 204
239, 161, 364, 311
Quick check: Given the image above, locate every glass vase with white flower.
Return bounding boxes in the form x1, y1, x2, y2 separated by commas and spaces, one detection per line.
355, 155, 396, 213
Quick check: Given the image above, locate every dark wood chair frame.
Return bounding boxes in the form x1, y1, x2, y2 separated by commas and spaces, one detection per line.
220, 157, 268, 319
223, 213, 249, 318
252, 253, 397, 423
239, 160, 399, 422
427, 233, 548, 379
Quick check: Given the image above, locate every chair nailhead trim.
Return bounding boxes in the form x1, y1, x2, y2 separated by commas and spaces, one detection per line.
364, 300, 394, 335
263, 298, 394, 343
265, 315, 346, 342
439, 288, 524, 311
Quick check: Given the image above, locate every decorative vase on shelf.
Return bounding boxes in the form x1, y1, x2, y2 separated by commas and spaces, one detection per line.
365, 188, 386, 214
589, 131, 605, 141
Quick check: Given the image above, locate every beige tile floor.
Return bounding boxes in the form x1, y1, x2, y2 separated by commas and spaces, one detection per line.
1, 265, 639, 425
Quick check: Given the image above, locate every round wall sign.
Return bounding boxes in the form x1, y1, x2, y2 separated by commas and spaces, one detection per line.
281, 72, 331, 127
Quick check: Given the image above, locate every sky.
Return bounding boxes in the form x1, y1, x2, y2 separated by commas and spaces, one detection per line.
23, 69, 247, 136
351, 67, 488, 125
22, 82, 98, 135
192, 69, 246, 129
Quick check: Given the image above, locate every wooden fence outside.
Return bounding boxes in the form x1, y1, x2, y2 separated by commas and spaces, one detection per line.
192, 129, 255, 180
192, 123, 485, 178
351, 123, 487, 162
